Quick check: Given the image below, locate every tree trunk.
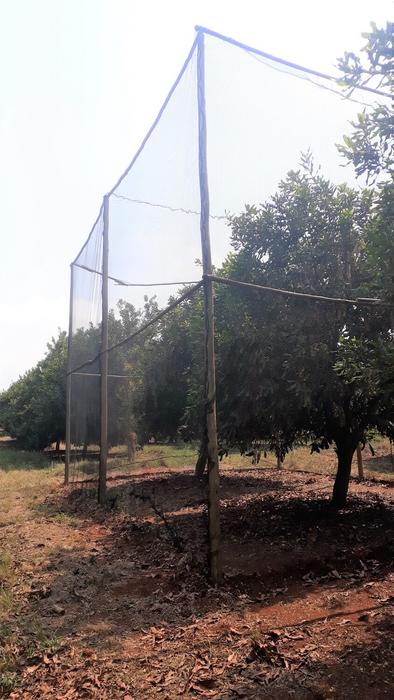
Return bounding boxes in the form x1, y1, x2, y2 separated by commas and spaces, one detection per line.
82, 440, 88, 459
55, 440, 60, 453
195, 438, 207, 477
356, 444, 364, 479
332, 439, 357, 508
276, 453, 282, 469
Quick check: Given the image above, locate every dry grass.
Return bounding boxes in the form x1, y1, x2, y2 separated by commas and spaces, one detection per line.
0, 441, 64, 695
91, 438, 394, 482
0, 446, 63, 526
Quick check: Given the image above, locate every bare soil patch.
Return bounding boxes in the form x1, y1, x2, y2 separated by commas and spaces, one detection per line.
1, 467, 393, 698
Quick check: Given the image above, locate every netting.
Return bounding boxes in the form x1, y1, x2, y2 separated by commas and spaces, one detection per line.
67, 27, 386, 488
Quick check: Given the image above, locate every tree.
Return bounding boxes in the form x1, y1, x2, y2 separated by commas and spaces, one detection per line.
216, 159, 390, 506
331, 19, 394, 479
0, 296, 164, 453
119, 156, 392, 508
0, 332, 67, 450
132, 288, 204, 444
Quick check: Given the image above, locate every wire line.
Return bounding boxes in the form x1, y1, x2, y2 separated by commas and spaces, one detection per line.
111, 192, 227, 220
68, 280, 204, 376
73, 262, 200, 287
195, 26, 392, 100
246, 50, 372, 108
209, 274, 389, 307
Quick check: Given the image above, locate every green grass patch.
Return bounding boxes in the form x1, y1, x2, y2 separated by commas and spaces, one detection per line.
130, 444, 198, 468
0, 552, 12, 584
0, 446, 52, 472
33, 504, 79, 527
0, 671, 18, 695
0, 621, 61, 695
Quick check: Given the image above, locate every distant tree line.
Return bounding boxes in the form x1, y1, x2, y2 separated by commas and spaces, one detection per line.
0, 333, 68, 451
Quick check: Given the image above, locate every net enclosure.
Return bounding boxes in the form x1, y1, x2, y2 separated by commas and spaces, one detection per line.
66, 26, 391, 581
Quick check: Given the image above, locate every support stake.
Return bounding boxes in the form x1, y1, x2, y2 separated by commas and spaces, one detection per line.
356, 444, 364, 480
99, 195, 109, 504
197, 30, 222, 584
65, 264, 74, 484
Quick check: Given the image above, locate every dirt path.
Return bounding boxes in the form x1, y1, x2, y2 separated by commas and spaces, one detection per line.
0, 468, 393, 698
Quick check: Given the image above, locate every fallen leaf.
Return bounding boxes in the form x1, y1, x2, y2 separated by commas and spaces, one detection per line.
25, 665, 39, 674
52, 603, 65, 615
190, 681, 218, 697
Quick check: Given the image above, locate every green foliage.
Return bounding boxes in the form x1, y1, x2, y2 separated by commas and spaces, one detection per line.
130, 157, 392, 502
364, 182, 394, 302
68, 296, 161, 448
113, 151, 392, 505
132, 288, 204, 442
214, 160, 392, 506
0, 332, 67, 450
337, 22, 393, 93
220, 165, 359, 444
335, 336, 394, 440
337, 21, 393, 182
333, 21, 394, 481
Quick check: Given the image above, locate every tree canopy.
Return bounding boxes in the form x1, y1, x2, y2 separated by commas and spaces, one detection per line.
0, 332, 67, 450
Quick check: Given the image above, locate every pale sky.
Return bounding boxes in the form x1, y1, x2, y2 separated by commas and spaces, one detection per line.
0, 0, 392, 390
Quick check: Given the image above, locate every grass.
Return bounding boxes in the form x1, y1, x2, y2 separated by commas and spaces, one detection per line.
33, 505, 79, 527
0, 615, 61, 695
0, 547, 17, 694
97, 438, 394, 481
70, 444, 199, 480
0, 550, 14, 620
0, 551, 12, 583
0, 461, 63, 527
0, 438, 65, 695
1, 434, 392, 502
224, 438, 394, 481
0, 443, 53, 471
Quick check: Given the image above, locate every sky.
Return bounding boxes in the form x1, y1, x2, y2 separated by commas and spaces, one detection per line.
0, 0, 392, 390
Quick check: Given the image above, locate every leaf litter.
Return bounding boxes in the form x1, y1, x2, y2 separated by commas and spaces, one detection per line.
1, 467, 393, 698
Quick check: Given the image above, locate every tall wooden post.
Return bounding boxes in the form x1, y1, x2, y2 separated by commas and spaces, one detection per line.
65, 264, 74, 484
197, 30, 222, 584
98, 195, 109, 504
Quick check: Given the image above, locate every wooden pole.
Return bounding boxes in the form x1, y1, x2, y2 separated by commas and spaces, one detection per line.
197, 30, 221, 584
65, 264, 74, 485
98, 195, 109, 505
356, 444, 364, 480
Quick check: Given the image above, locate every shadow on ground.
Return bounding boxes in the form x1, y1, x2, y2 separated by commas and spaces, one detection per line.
11, 468, 394, 698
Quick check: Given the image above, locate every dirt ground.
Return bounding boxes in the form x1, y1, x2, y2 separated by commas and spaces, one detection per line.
1, 466, 393, 699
